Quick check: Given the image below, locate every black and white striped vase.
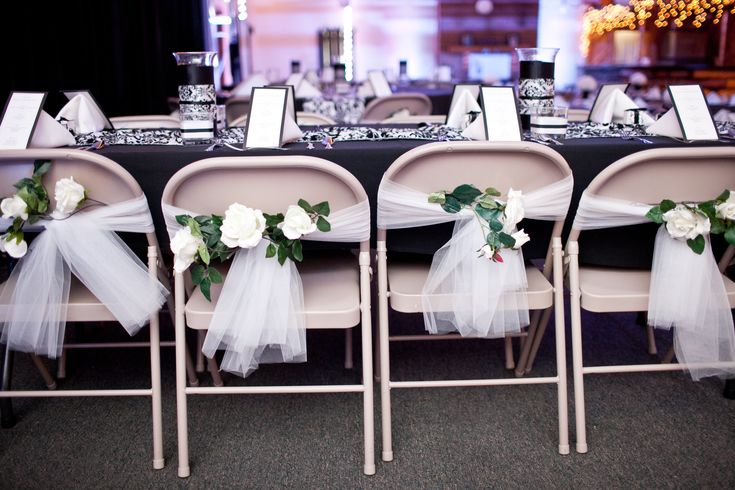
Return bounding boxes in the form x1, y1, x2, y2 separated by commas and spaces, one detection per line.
173, 51, 217, 144
516, 48, 559, 130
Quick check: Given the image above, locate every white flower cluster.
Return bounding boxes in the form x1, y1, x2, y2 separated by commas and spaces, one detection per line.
170, 202, 319, 273
1, 177, 86, 259
479, 189, 530, 260
662, 204, 710, 241
715, 192, 735, 221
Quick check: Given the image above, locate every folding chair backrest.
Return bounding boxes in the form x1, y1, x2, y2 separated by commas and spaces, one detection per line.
0, 149, 157, 247
383, 141, 571, 199
161, 155, 369, 244
225, 96, 251, 125
361, 93, 432, 122
584, 147, 735, 204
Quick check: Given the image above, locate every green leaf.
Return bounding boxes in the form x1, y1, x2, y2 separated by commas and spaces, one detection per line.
28, 215, 40, 225
477, 196, 498, 209
266, 243, 277, 258
686, 235, 705, 255
646, 206, 664, 224
197, 245, 210, 265
277, 244, 288, 265
428, 192, 446, 204
450, 184, 482, 205
292, 240, 303, 261
725, 226, 735, 247
265, 213, 284, 228
208, 267, 223, 284
489, 219, 503, 232
210, 214, 223, 227
441, 195, 463, 214
297, 199, 314, 213
316, 216, 331, 232
194, 215, 210, 226
698, 201, 717, 221
475, 204, 499, 222
33, 160, 52, 177
486, 232, 500, 249
498, 232, 516, 248
186, 217, 202, 236
312, 201, 330, 216
199, 278, 212, 301
716, 190, 730, 202
659, 199, 676, 213
484, 187, 501, 197
710, 217, 725, 235
191, 264, 205, 285
13, 178, 36, 190
175, 215, 190, 227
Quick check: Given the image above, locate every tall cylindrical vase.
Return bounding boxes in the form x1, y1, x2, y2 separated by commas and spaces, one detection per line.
516, 48, 559, 130
173, 51, 217, 144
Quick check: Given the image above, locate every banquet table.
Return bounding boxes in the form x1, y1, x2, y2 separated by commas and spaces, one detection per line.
93, 130, 734, 267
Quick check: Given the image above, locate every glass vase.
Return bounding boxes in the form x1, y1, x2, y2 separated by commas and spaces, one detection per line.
173, 51, 217, 144
516, 48, 559, 130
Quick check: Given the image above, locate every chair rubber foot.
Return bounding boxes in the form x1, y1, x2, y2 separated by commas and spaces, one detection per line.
382, 450, 393, 462
558, 444, 570, 455
47, 382, 57, 390
178, 466, 190, 478
364, 464, 376, 476
576, 443, 588, 453
513, 369, 524, 378
153, 458, 165, 470
188, 379, 200, 388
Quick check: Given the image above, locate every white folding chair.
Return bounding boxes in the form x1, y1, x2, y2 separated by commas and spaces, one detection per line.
380, 114, 446, 124
0, 149, 167, 469
296, 111, 336, 126
162, 155, 375, 477
566, 147, 735, 453
377, 141, 572, 462
110, 115, 180, 129
360, 93, 433, 123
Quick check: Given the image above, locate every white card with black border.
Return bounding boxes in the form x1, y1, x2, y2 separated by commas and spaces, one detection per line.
480, 86, 522, 142
669, 85, 718, 141
0, 92, 46, 149
368, 70, 393, 97
244, 87, 288, 149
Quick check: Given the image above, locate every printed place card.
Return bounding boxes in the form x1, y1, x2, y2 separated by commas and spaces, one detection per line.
368, 70, 393, 97
668, 85, 719, 141
0, 92, 47, 149
480, 86, 522, 142
588, 83, 629, 122
244, 87, 288, 149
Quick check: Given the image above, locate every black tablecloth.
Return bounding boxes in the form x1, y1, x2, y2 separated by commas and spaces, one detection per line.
97, 136, 732, 267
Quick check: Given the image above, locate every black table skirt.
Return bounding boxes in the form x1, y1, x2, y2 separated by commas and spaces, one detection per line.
97, 136, 731, 267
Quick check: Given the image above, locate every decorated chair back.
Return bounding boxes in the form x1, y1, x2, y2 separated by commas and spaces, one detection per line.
224, 96, 251, 125
361, 93, 432, 123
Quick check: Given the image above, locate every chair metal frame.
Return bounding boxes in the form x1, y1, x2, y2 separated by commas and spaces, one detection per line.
376, 141, 572, 462
161, 155, 375, 478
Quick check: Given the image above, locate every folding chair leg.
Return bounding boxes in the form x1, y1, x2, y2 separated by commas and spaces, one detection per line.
359, 256, 376, 476
30, 355, 56, 390
515, 309, 541, 376
646, 325, 658, 355
344, 329, 354, 370
207, 358, 224, 387
148, 248, 165, 470
552, 238, 570, 455
524, 307, 554, 374
377, 244, 393, 462
1, 344, 16, 429
174, 273, 190, 478
56, 348, 67, 379
196, 331, 205, 373
567, 242, 588, 453
662, 345, 676, 364
504, 336, 515, 370
373, 323, 381, 382
184, 346, 199, 387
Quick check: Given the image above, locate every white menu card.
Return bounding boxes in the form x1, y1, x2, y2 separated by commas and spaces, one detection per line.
270, 85, 297, 121
446, 84, 480, 124
0, 92, 47, 149
368, 70, 393, 97
480, 86, 522, 142
668, 85, 718, 141
244, 87, 288, 149
588, 83, 629, 122
62, 90, 114, 129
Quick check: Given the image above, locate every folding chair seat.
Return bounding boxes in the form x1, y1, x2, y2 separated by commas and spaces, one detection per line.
376, 141, 573, 462
161, 155, 375, 478
566, 147, 735, 453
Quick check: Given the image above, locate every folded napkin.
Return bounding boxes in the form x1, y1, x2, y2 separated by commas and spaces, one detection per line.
706, 91, 723, 105
356, 82, 374, 98
295, 80, 322, 98
281, 114, 303, 144
231, 73, 270, 97
629, 71, 648, 88
461, 116, 485, 141
446, 90, 482, 130
30, 110, 76, 148
56, 94, 109, 134
646, 108, 684, 138
646, 86, 662, 101
589, 89, 654, 125
304, 70, 320, 87
713, 108, 734, 123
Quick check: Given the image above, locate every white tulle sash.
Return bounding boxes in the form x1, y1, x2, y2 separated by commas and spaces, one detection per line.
0, 195, 169, 358
163, 200, 369, 377
377, 175, 573, 338
574, 191, 735, 380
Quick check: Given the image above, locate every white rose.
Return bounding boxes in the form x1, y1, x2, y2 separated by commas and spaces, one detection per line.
511, 229, 530, 249
479, 244, 495, 260
219, 203, 266, 249
1, 195, 29, 220
502, 189, 525, 233
54, 177, 86, 215
715, 192, 735, 220
663, 205, 710, 241
170, 226, 204, 272
1, 235, 28, 259
279, 205, 317, 240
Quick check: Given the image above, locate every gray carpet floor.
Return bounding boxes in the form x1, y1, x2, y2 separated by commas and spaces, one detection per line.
0, 306, 734, 489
